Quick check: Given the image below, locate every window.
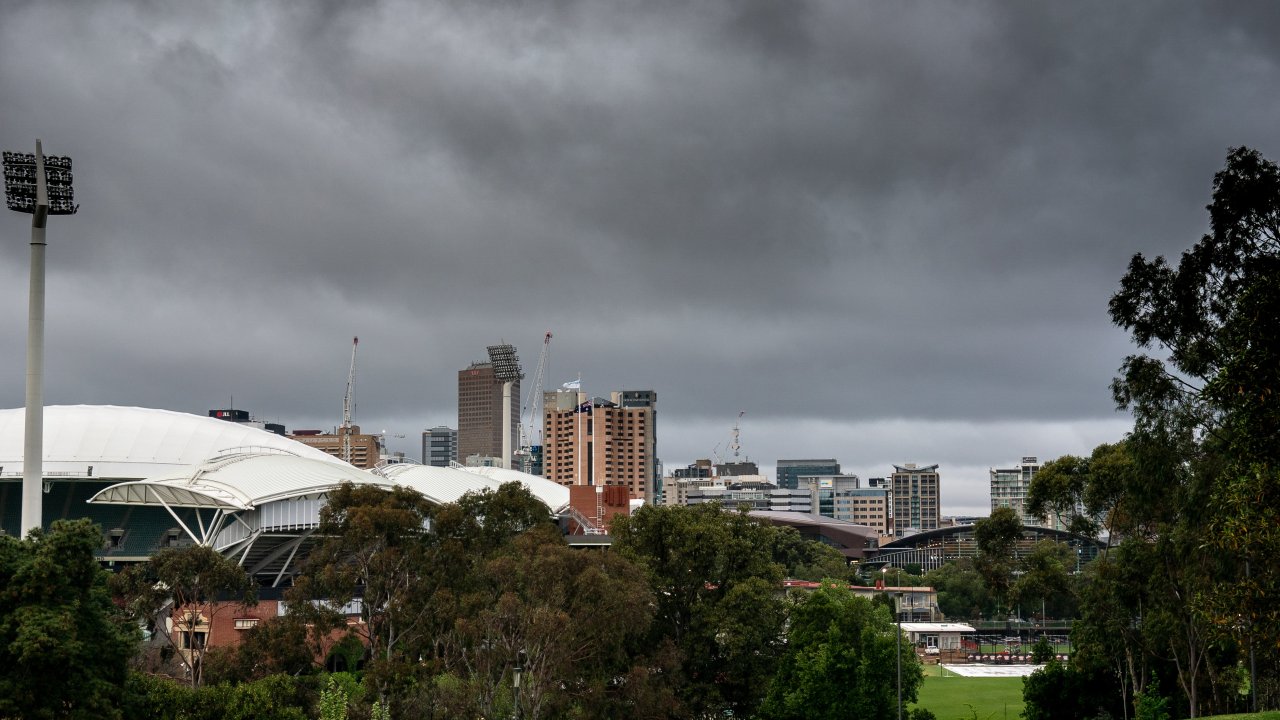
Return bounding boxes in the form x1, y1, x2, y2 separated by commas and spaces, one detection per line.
234, 618, 259, 630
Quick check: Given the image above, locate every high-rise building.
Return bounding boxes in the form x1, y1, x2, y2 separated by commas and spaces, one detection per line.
616, 390, 660, 502
716, 460, 759, 476
776, 459, 840, 490
422, 426, 458, 467
288, 426, 381, 469
806, 474, 890, 535
684, 476, 811, 512
458, 361, 520, 466
890, 463, 941, 536
662, 460, 712, 506
542, 389, 657, 502
673, 459, 714, 479
990, 456, 1043, 526
867, 476, 892, 522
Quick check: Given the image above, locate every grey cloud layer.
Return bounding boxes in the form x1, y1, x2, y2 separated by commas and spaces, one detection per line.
3, 1, 1280, 511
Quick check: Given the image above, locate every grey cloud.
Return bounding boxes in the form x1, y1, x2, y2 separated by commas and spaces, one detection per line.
2, 1, 1278, 514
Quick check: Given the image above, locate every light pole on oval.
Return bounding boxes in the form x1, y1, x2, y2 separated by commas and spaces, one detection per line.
3, 141, 77, 536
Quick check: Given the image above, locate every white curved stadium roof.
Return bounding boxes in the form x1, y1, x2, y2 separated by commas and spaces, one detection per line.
0, 405, 346, 478
87, 451, 569, 514
89, 451, 376, 510
378, 463, 570, 512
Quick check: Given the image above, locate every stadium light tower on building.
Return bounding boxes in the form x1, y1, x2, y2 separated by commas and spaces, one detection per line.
486, 343, 523, 469
4, 140, 78, 536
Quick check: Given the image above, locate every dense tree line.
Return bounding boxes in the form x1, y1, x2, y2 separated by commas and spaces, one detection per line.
0, 489, 919, 719
1021, 147, 1280, 719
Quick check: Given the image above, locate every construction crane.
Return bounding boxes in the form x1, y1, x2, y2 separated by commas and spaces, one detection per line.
342, 337, 358, 464
712, 411, 746, 465
729, 410, 745, 459
517, 331, 552, 469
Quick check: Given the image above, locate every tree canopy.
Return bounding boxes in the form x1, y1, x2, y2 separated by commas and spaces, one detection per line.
760, 581, 922, 720
113, 544, 257, 688
973, 506, 1022, 614
1054, 146, 1280, 718
612, 503, 792, 719
0, 519, 138, 720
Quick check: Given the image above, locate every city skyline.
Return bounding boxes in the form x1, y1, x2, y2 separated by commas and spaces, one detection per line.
4, 3, 1279, 516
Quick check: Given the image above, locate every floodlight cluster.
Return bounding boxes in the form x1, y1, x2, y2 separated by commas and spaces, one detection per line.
486, 343, 524, 381
3, 151, 77, 215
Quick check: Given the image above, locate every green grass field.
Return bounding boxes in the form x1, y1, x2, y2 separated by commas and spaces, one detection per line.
910, 666, 1026, 720
908, 667, 1280, 720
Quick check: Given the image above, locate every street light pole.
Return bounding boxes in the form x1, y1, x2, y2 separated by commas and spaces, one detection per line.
4, 141, 76, 537
513, 649, 526, 720
896, 590, 904, 720
1246, 560, 1257, 713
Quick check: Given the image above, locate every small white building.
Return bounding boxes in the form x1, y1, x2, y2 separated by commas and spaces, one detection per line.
900, 622, 975, 651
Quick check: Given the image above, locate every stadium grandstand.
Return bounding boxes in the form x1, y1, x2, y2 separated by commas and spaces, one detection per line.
0, 406, 571, 584
869, 523, 1106, 572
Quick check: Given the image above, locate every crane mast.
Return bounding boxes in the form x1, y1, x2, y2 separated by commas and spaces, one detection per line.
729, 410, 745, 459
712, 411, 746, 465
518, 331, 552, 470
342, 337, 358, 464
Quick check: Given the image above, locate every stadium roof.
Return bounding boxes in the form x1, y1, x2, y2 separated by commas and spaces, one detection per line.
379, 463, 571, 513
748, 510, 881, 558
0, 405, 344, 478
88, 450, 374, 510
86, 453, 570, 515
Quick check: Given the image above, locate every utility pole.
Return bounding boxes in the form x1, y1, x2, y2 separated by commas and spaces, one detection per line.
4, 142, 77, 536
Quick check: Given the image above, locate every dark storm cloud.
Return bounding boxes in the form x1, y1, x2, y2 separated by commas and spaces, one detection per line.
3, 0, 1280, 514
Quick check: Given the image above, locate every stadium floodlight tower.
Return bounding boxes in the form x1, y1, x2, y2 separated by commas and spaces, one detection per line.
486, 343, 523, 470
3, 140, 78, 536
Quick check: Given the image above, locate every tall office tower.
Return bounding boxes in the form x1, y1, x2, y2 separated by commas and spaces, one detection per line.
542, 389, 657, 502
990, 456, 1043, 527
616, 391, 659, 502
776, 459, 840, 490
458, 360, 520, 466
890, 463, 941, 536
422, 426, 458, 467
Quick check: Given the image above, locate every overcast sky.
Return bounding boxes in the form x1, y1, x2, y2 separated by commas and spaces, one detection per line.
3, 1, 1279, 516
